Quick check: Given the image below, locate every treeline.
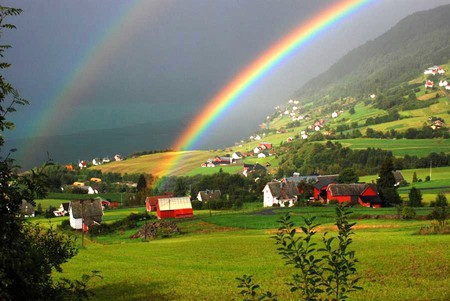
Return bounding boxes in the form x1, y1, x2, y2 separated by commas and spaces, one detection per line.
41, 164, 150, 193
157, 171, 271, 209
277, 141, 449, 177
127, 148, 173, 158
277, 141, 392, 177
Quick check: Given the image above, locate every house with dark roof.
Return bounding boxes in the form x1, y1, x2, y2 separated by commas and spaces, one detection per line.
243, 163, 267, 177
392, 171, 405, 187
197, 190, 221, 202
326, 183, 382, 208
263, 180, 298, 207
313, 175, 339, 201
53, 202, 70, 217
69, 199, 103, 230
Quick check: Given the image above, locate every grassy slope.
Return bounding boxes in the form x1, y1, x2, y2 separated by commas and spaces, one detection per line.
53, 208, 449, 301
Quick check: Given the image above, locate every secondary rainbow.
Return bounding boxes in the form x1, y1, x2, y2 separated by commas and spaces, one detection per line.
156, 0, 373, 182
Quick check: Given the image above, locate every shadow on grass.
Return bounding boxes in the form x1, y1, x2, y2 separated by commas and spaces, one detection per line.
90, 281, 174, 301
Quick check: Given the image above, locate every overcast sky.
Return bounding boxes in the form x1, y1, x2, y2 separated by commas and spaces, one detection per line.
3, 0, 450, 147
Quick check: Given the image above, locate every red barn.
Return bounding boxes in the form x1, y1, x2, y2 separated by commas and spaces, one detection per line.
313, 175, 338, 201
326, 183, 382, 208
156, 197, 193, 219
146, 192, 174, 212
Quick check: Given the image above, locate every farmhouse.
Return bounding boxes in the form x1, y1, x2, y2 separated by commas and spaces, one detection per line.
263, 180, 298, 207
156, 197, 193, 219
326, 183, 382, 208
232, 152, 244, 160
146, 192, 175, 212
69, 199, 103, 230
243, 163, 267, 177
392, 170, 405, 186
197, 190, 221, 202
313, 175, 338, 201
425, 80, 434, 88
53, 202, 69, 217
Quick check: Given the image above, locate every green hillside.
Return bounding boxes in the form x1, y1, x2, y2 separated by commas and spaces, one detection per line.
294, 4, 450, 103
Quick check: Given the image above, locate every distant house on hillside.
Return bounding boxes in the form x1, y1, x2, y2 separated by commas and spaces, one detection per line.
114, 154, 123, 161
156, 197, 193, 219
69, 199, 103, 230
232, 152, 244, 160
425, 80, 434, 88
53, 202, 69, 217
263, 180, 298, 207
78, 160, 88, 169
326, 183, 382, 208
392, 170, 405, 187
243, 163, 267, 177
197, 190, 221, 202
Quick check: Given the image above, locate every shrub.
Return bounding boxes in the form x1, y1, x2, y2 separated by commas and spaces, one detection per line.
401, 206, 416, 220
328, 200, 339, 205
191, 200, 202, 210
310, 201, 324, 207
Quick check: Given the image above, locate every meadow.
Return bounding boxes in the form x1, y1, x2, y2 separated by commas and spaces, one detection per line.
50, 206, 449, 301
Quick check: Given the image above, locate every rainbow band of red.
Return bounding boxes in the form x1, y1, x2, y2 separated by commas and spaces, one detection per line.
173, 0, 372, 151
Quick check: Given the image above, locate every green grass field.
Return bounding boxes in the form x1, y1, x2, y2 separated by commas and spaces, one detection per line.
49, 206, 449, 301
332, 138, 450, 157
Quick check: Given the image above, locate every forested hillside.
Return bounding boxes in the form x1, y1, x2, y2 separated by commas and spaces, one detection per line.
294, 4, 450, 104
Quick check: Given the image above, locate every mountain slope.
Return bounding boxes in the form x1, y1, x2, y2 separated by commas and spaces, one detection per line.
294, 4, 450, 103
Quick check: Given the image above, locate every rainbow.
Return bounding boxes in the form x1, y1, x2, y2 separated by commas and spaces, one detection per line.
156, 0, 373, 187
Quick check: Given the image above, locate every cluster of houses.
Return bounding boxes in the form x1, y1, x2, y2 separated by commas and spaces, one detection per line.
201, 152, 245, 167
262, 171, 405, 209
424, 66, 449, 90
77, 154, 124, 169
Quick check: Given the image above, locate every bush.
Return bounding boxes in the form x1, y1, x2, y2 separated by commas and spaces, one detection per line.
310, 201, 324, 207
89, 212, 152, 236
328, 200, 339, 205
191, 200, 202, 210
59, 219, 71, 230
402, 206, 416, 220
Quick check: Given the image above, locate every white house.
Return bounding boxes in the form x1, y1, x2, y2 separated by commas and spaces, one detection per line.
446, 84, 450, 90
78, 160, 87, 169
114, 154, 123, 161
253, 147, 261, 154
92, 158, 102, 166
263, 181, 298, 207
331, 111, 338, 118
425, 80, 434, 88
232, 152, 244, 160
69, 199, 103, 230
258, 153, 266, 158
314, 126, 321, 131
254, 135, 261, 141
439, 80, 448, 87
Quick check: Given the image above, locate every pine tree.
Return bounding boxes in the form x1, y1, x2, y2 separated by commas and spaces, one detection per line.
377, 157, 401, 206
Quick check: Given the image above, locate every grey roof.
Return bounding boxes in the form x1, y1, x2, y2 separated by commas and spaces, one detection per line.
328, 184, 378, 196
69, 199, 103, 226
392, 171, 405, 183
266, 181, 298, 200
198, 190, 221, 201
286, 175, 319, 184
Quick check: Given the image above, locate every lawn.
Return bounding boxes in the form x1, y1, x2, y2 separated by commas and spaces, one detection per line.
332, 138, 450, 157
53, 207, 449, 301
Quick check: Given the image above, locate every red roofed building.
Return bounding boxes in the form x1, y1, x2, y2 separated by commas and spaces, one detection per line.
145, 192, 175, 212
326, 183, 382, 208
157, 197, 193, 219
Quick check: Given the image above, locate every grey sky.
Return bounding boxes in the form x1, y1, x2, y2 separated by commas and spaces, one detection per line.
3, 0, 450, 149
